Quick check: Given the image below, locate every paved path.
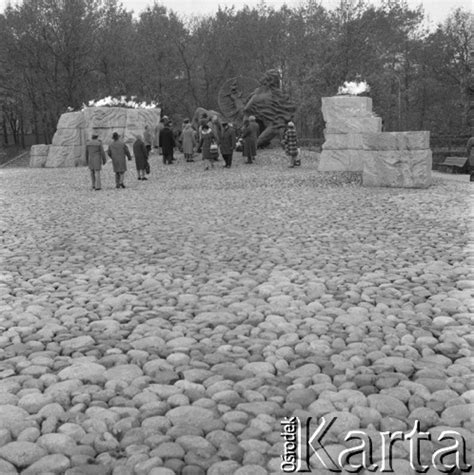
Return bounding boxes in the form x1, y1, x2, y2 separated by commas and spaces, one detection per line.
0, 150, 472, 474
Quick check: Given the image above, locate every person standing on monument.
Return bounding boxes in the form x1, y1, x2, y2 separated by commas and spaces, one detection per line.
86, 133, 107, 190
108, 132, 132, 188
467, 133, 474, 182
220, 121, 236, 168
133, 135, 149, 181
159, 121, 175, 165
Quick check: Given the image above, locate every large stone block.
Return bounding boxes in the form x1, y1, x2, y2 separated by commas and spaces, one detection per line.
83, 107, 127, 129
318, 149, 370, 172
322, 96, 374, 123
29, 145, 50, 168
45, 146, 85, 168
323, 133, 364, 150
84, 128, 125, 146
325, 117, 382, 134
52, 128, 84, 146
362, 150, 432, 188
361, 131, 430, 151
56, 112, 85, 129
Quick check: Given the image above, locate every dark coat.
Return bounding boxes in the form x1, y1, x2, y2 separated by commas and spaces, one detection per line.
220, 126, 236, 155
467, 137, 474, 169
133, 138, 148, 170
198, 129, 217, 161
242, 125, 256, 158
159, 127, 175, 154
86, 139, 106, 170
108, 140, 131, 173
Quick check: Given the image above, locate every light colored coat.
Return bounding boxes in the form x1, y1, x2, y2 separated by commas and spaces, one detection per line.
86, 139, 106, 170
182, 124, 196, 155
107, 140, 131, 173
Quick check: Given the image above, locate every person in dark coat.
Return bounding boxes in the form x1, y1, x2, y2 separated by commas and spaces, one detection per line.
282, 121, 299, 168
133, 135, 149, 180
159, 123, 175, 165
220, 121, 236, 168
241, 119, 254, 164
467, 134, 474, 182
248, 115, 259, 163
197, 124, 218, 170
85, 133, 107, 190
143, 125, 153, 154
108, 132, 132, 188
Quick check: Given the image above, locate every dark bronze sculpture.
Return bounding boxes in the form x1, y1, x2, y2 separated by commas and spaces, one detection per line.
192, 69, 297, 148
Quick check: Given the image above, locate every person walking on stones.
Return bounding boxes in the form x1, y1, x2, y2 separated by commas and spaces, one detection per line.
467, 133, 474, 182
159, 121, 175, 165
108, 132, 132, 188
133, 135, 149, 180
282, 121, 299, 168
220, 121, 236, 168
86, 133, 107, 190
182, 119, 196, 162
198, 123, 218, 170
144, 125, 153, 154
241, 119, 254, 164
248, 115, 259, 162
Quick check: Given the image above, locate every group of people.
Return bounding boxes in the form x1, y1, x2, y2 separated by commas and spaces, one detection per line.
85, 116, 299, 190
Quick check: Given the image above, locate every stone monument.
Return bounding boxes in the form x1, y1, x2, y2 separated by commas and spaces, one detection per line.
318, 95, 432, 188
30, 106, 161, 168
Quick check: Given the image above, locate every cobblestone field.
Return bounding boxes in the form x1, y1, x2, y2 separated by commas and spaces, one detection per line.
0, 150, 472, 474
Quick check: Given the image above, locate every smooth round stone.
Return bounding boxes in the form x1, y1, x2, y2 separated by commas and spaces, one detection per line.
105, 364, 143, 382
441, 404, 474, 426
17, 427, 41, 443
18, 393, 52, 414
0, 458, 16, 474
148, 468, 175, 475
22, 453, 71, 475
0, 404, 30, 434
243, 362, 276, 375
208, 460, 241, 475
151, 442, 185, 460
0, 441, 47, 468
37, 433, 77, 455
286, 388, 316, 407
234, 464, 268, 474
367, 395, 409, 419
57, 362, 106, 383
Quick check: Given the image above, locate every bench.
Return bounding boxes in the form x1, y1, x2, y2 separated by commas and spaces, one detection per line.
439, 156, 468, 174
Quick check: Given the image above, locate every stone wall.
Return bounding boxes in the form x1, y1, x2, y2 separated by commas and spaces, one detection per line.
30, 107, 161, 168
318, 96, 432, 188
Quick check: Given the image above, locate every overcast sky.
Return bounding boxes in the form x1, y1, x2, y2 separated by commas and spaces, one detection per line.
0, 0, 471, 24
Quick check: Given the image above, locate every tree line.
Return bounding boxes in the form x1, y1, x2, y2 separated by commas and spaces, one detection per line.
0, 0, 471, 146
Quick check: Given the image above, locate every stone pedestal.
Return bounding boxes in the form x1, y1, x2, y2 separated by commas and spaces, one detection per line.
319, 96, 432, 187
319, 96, 382, 172
29, 145, 50, 168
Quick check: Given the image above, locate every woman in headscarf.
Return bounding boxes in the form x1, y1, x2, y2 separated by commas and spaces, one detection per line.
133, 135, 149, 180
